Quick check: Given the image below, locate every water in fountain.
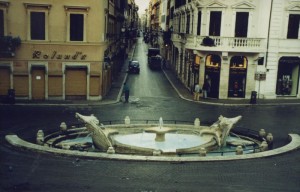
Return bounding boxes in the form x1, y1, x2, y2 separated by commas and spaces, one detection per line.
159, 117, 163, 129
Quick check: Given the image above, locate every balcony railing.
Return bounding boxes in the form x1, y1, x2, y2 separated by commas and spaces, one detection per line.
173, 34, 266, 53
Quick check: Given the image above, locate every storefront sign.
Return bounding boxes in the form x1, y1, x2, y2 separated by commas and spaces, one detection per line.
255, 72, 266, 80
32, 51, 87, 60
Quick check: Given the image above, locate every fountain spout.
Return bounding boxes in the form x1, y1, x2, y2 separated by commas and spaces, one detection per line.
159, 117, 163, 129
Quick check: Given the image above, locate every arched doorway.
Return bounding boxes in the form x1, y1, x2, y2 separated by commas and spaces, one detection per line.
204, 54, 221, 98
228, 56, 248, 98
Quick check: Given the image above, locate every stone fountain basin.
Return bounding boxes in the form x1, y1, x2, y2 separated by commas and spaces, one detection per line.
108, 124, 218, 155
43, 123, 261, 156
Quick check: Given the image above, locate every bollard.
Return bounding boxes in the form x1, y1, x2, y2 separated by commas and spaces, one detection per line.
259, 129, 266, 138
36, 130, 44, 145
259, 141, 268, 152
199, 147, 206, 156
236, 145, 243, 155
36, 135, 44, 145
62, 143, 70, 150
124, 116, 130, 125
153, 150, 162, 156
60, 122, 67, 132
266, 133, 273, 143
37, 130, 44, 137
107, 147, 115, 154
194, 118, 200, 128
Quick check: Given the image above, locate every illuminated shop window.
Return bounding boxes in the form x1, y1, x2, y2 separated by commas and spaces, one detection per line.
276, 57, 300, 96
228, 56, 247, 98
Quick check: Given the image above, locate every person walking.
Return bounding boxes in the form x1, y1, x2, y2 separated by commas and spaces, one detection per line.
194, 84, 201, 101
202, 79, 210, 99
123, 82, 130, 103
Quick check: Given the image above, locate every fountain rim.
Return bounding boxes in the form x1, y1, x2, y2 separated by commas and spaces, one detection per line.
5, 133, 300, 162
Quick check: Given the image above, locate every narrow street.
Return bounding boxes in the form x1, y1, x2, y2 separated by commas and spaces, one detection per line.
126, 38, 178, 99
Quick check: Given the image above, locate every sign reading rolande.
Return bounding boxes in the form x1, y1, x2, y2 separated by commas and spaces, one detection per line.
32, 51, 87, 60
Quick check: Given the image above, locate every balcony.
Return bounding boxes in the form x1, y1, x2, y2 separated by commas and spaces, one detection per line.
172, 34, 267, 53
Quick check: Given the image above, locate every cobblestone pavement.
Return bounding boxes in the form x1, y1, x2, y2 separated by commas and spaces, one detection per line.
0, 40, 299, 192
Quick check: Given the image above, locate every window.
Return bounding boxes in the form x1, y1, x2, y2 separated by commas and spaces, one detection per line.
30, 12, 46, 40
209, 11, 221, 36
170, 7, 174, 19
186, 14, 190, 34
287, 14, 300, 39
0, 9, 4, 37
70, 14, 84, 41
235, 12, 249, 37
24, 3, 51, 41
197, 11, 201, 35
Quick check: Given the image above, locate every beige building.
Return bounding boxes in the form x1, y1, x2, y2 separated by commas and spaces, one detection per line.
0, 0, 112, 100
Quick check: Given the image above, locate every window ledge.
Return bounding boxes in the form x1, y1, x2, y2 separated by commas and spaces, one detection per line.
64, 6, 90, 12
24, 3, 51, 10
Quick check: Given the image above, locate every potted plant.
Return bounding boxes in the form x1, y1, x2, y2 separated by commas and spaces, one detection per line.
0, 35, 21, 53
201, 36, 215, 47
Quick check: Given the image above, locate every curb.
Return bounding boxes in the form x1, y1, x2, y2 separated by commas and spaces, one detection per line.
162, 69, 300, 106
5, 134, 300, 162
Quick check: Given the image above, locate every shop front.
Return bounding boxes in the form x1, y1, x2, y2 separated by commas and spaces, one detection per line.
276, 57, 300, 96
0, 63, 11, 97
204, 54, 221, 98
228, 56, 248, 98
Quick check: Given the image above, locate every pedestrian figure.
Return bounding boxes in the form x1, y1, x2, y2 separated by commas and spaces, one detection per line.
194, 84, 201, 101
202, 79, 210, 99
123, 82, 130, 103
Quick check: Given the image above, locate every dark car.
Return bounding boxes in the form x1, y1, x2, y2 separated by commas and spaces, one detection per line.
128, 60, 140, 74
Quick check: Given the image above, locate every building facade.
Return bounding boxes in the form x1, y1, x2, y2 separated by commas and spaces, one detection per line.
0, 0, 111, 100
147, 0, 300, 100
0, 0, 138, 101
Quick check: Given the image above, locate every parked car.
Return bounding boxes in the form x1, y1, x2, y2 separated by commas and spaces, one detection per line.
128, 60, 140, 74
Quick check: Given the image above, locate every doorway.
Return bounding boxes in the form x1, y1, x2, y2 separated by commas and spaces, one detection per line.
228, 56, 247, 98
204, 54, 221, 98
31, 67, 46, 100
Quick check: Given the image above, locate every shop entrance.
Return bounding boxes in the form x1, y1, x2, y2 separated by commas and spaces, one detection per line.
276, 57, 300, 96
31, 67, 45, 100
228, 56, 247, 98
0, 67, 10, 97
65, 67, 87, 100
204, 54, 221, 98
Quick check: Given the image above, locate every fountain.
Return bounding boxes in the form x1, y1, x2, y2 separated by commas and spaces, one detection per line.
4, 112, 300, 161
71, 113, 248, 155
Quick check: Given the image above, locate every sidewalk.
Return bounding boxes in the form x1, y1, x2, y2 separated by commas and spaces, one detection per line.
163, 68, 300, 106
2, 45, 300, 106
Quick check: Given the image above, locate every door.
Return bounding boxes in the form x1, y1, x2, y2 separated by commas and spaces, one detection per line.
204, 54, 221, 98
65, 68, 87, 100
0, 67, 10, 96
32, 67, 45, 100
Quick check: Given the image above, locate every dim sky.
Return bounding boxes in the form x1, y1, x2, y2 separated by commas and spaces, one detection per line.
135, 0, 150, 15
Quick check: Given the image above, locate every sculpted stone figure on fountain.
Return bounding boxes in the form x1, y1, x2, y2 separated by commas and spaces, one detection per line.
200, 115, 242, 147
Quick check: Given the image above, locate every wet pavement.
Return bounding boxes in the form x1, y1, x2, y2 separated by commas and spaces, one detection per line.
0, 40, 299, 192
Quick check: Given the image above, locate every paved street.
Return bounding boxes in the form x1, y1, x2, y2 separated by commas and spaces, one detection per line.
0, 38, 299, 192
